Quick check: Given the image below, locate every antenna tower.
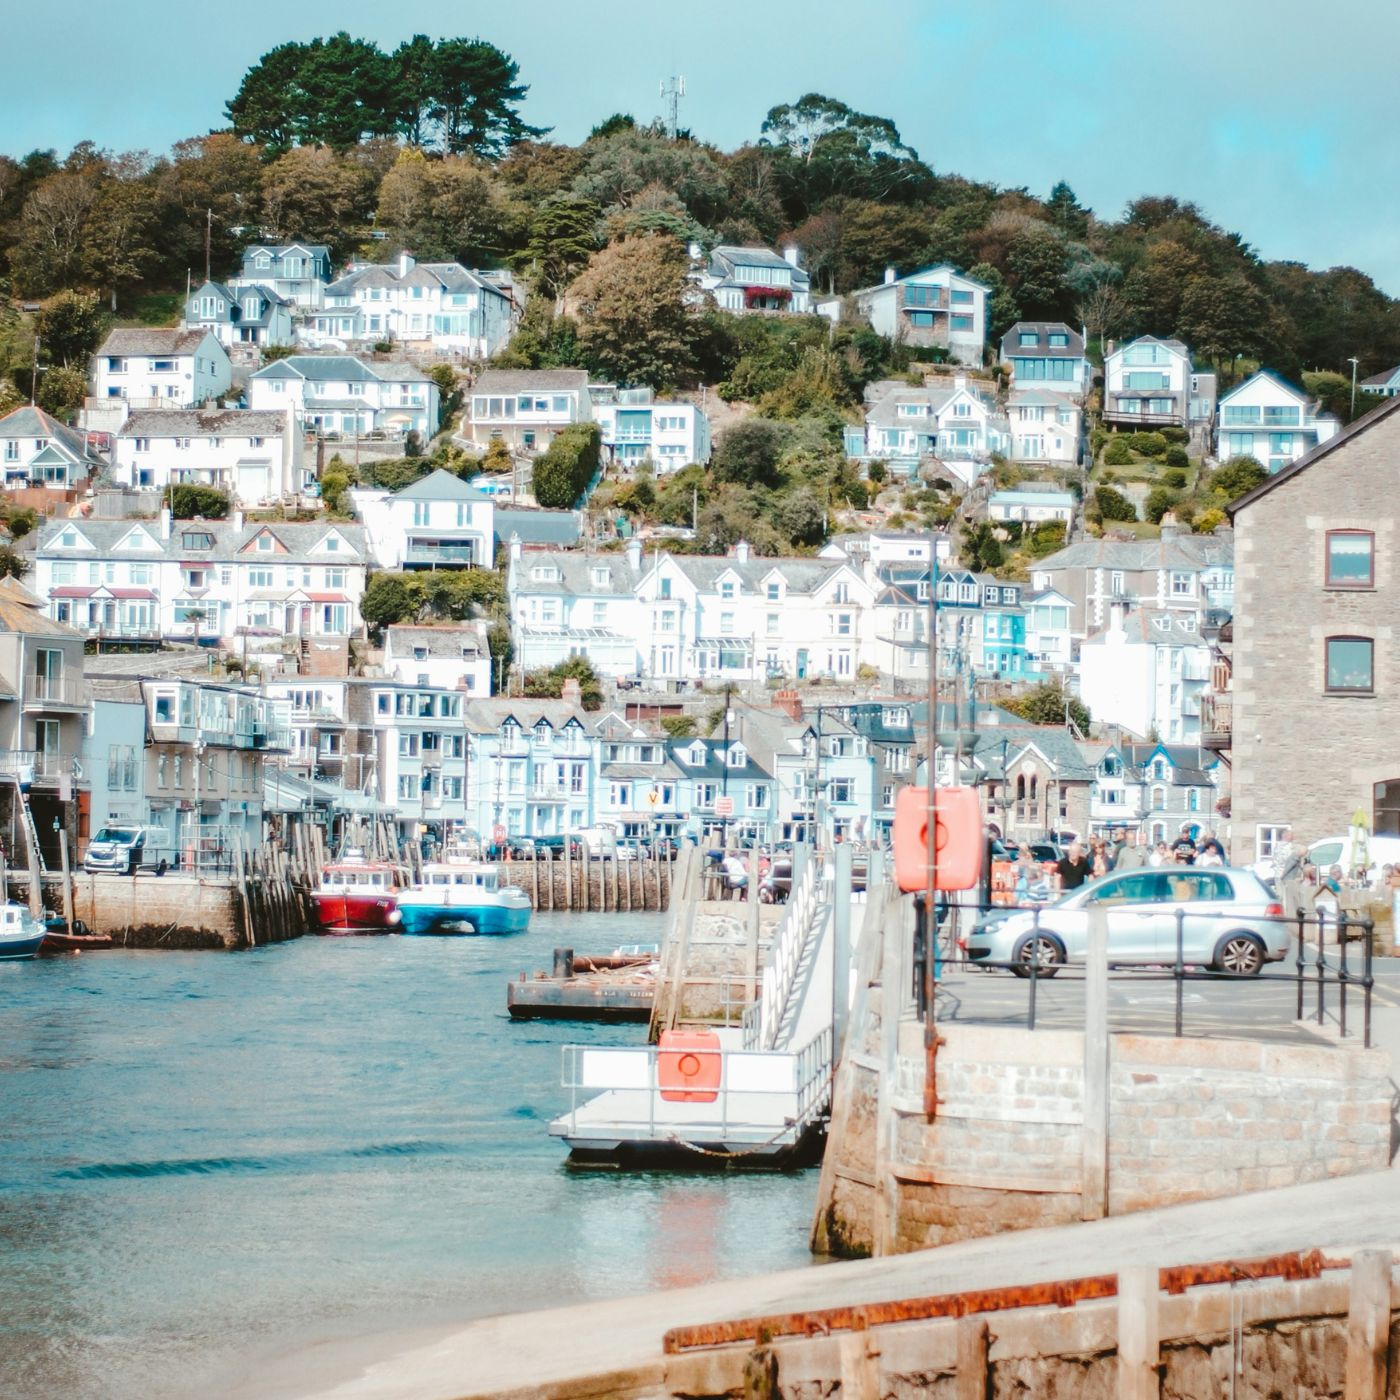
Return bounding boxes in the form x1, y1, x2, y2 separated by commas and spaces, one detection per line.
660, 74, 686, 140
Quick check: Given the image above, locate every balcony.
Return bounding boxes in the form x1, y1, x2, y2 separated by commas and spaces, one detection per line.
24, 674, 87, 710
403, 543, 477, 568
0, 748, 81, 782
529, 783, 569, 803
1201, 693, 1232, 751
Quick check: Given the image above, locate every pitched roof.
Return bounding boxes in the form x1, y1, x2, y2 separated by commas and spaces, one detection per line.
390, 469, 491, 502
97, 328, 212, 358
1361, 366, 1400, 387
511, 549, 645, 597
1034, 531, 1233, 572
118, 409, 288, 439
462, 699, 594, 733
494, 509, 581, 547
35, 517, 371, 564
385, 623, 489, 658
1228, 393, 1400, 516
248, 355, 428, 384
849, 263, 991, 297
471, 369, 589, 395
1000, 322, 1085, 358
0, 405, 96, 462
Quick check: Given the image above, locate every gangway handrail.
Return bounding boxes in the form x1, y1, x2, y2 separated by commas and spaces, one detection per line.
761, 853, 827, 1050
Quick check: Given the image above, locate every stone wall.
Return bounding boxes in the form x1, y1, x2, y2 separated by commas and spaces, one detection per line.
1230, 401, 1400, 864
67, 872, 296, 950
822, 1021, 1392, 1258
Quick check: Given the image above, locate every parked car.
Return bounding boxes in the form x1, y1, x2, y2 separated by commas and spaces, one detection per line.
530, 834, 582, 860
963, 867, 1287, 977
83, 825, 171, 876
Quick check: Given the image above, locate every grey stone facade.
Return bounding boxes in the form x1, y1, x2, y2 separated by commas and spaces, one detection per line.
1229, 398, 1400, 864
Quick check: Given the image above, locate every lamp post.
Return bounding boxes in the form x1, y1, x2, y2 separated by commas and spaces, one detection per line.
1348, 357, 1360, 420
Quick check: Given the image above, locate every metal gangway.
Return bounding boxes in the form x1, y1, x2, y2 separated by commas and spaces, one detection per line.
548, 847, 874, 1165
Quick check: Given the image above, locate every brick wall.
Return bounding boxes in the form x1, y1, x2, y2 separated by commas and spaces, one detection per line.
1231, 403, 1400, 863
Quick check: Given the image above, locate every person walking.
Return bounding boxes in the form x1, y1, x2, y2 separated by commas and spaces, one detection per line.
1171, 825, 1197, 865
1273, 832, 1305, 921
1115, 831, 1146, 871
1056, 840, 1092, 891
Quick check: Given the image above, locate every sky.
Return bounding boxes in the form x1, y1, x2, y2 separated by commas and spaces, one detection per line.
5, 0, 1398, 291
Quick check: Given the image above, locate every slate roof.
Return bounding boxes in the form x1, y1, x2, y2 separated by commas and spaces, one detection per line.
1034, 533, 1234, 573
512, 550, 645, 597
0, 590, 82, 637
1000, 322, 1085, 358
97, 328, 211, 357
1084, 607, 1205, 647
1008, 386, 1079, 409
471, 369, 589, 395
668, 737, 772, 781
385, 623, 488, 658
248, 355, 429, 384
864, 380, 994, 428
462, 699, 594, 733
119, 410, 288, 439
494, 509, 581, 547
34, 518, 371, 564
848, 263, 991, 297
326, 259, 508, 302
0, 406, 96, 462
391, 469, 490, 502
1120, 742, 1214, 787
1362, 366, 1400, 387
1107, 335, 1190, 360
973, 723, 1099, 782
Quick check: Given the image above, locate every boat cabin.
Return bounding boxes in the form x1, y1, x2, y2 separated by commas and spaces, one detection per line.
318, 863, 397, 894
421, 864, 499, 891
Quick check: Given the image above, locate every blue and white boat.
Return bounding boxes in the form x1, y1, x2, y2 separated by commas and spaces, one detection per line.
396, 862, 532, 936
0, 902, 48, 960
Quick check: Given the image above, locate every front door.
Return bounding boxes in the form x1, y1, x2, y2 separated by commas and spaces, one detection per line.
796, 649, 809, 680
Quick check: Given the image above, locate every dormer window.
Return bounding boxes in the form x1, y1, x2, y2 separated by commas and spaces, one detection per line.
412, 647, 428, 661
720, 581, 735, 599
58, 529, 79, 548
688, 744, 706, 766
591, 567, 610, 587
256, 534, 274, 551
182, 531, 213, 549
726, 745, 746, 768
766, 582, 780, 601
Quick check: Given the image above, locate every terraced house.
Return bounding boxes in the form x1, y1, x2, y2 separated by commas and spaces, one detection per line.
0, 405, 104, 491
247, 355, 438, 440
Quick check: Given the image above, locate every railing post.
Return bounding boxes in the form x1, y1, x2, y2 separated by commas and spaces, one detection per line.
1317, 911, 1327, 1027
1363, 917, 1374, 1050
1339, 910, 1350, 1040
1296, 909, 1307, 1023
1174, 908, 1185, 1038
1028, 906, 1040, 1031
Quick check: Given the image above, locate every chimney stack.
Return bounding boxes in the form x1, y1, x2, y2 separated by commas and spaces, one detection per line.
561, 677, 582, 706
397, 250, 414, 278
231, 506, 244, 532
884, 266, 897, 285
159, 505, 172, 541
1160, 514, 1181, 540
773, 688, 803, 722
782, 245, 802, 269
734, 538, 751, 564
625, 535, 642, 571
508, 531, 523, 566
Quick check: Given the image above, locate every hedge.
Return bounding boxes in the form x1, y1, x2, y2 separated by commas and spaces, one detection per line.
532, 423, 602, 509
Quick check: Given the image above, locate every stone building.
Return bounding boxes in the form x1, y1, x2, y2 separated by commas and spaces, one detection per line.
1228, 395, 1400, 863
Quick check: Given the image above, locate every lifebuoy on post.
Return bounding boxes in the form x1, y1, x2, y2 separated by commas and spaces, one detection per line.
892, 786, 982, 894
657, 1029, 721, 1102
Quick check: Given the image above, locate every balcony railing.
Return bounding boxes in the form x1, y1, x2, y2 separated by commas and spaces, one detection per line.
529, 783, 569, 802
1201, 693, 1232, 750
25, 674, 87, 708
404, 544, 477, 566
0, 748, 81, 781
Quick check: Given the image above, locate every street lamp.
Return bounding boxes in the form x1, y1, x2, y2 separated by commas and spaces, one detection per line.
1348, 357, 1360, 420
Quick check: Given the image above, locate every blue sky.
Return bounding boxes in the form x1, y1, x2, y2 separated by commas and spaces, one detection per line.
6, 0, 1397, 291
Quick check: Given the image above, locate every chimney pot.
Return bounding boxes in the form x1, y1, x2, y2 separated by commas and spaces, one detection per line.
561, 677, 582, 704
782, 245, 802, 269
625, 536, 642, 571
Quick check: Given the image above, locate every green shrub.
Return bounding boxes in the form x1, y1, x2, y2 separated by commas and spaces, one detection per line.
1128, 431, 1168, 457
1164, 446, 1190, 470
866, 460, 887, 484
166, 484, 229, 519
1145, 486, 1180, 523
532, 423, 601, 508
1093, 485, 1137, 521
841, 479, 870, 510
320, 470, 352, 514
1102, 436, 1134, 467
1162, 467, 1188, 489
1159, 426, 1189, 445
1193, 507, 1227, 533
1210, 455, 1269, 501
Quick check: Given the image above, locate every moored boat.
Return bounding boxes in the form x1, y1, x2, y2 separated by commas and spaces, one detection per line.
312, 851, 404, 934
40, 917, 114, 954
397, 862, 532, 936
0, 903, 48, 961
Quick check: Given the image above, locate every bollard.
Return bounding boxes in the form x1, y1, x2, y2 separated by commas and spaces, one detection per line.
553, 947, 574, 980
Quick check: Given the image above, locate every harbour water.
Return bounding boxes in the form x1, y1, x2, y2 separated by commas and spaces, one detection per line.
0, 912, 818, 1400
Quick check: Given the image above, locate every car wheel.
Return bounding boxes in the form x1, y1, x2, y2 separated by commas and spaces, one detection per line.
1011, 934, 1064, 978
1214, 932, 1265, 976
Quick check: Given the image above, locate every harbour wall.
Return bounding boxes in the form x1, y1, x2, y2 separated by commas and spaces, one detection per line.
492, 853, 672, 912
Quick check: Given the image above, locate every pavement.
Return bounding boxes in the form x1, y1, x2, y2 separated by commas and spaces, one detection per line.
228, 993, 1400, 1400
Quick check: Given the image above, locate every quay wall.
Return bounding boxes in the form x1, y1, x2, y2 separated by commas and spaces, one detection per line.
492, 854, 672, 913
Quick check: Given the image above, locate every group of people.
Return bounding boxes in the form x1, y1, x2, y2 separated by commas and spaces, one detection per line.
1047, 825, 1228, 892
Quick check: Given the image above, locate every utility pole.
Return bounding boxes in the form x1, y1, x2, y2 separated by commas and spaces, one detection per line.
923, 534, 940, 1117
205, 208, 213, 285
30, 336, 40, 406
1348, 357, 1360, 420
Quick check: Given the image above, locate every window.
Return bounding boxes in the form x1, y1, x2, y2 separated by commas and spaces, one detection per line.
182, 531, 212, 550
1326, 636, 1374, 694
248, 567, 273, 587
830, 780, 852, 804
766, 582, 780, 601
1326, 531, 1374, 588
746, 784, 768, 809
1256, 824, 1289, 862
1169, 572, 1193, 597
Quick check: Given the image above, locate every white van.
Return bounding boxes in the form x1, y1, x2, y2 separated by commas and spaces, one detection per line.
1303, 834, 1400, 879
83, 825, 172, 875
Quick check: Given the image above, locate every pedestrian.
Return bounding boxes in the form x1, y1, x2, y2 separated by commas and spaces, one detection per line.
1056, 840, 1092, 891
1090, 837, 1110, 878
1150, 841, 1170, 868
1197, 830, 1226, 862
1171, 825, 1197, 865
1274, 834, 1304, 920
1115, 831, 1146, 871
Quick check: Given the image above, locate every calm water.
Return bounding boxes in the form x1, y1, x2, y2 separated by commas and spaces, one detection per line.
0, 914, 817, 1400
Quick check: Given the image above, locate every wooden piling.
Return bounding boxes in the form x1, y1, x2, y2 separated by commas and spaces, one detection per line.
58, 829, 74, 932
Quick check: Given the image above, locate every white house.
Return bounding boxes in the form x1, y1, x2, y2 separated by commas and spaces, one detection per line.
1077, 604, 1212, 744
182, 280, 294, 349
1215, 370, 1339, 474
383, 622, 493, 696
590, 385, 711, 470
461, 369, 592, 453
0, 406, 103, 490
1006, 386, 1082, 465
112, 408, 309, 503
846, 265, 989, 366
228, 243, 332, 308
90, 329, 232, 410
988, 486, 1076, 524
1000, 322, 1090, 395
352, 469, 495, 571
1103, 336, 1216, 432
1024, 588, 1076, 674
33, 512, 371, 646
246, 356, 438, 440
859, 375, 1006, 475
691, 244, 812, 315
1361, 365, 1400, 398
303, 251, 515, 359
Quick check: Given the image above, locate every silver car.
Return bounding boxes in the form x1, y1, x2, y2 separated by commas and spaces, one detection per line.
963, 867, 1289, 977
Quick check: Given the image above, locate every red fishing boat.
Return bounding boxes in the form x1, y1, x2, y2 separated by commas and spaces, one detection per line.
312, 851, 404, 934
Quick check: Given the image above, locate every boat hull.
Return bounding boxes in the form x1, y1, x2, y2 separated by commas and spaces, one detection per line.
397, 902, 532, 937
0, 932, 48, 961
312, 893, 400, 935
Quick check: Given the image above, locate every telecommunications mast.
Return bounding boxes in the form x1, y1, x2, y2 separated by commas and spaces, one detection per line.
660, 74, 686, 139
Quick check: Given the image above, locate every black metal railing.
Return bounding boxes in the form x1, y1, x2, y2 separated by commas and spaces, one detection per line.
913, 897, 1376, 1048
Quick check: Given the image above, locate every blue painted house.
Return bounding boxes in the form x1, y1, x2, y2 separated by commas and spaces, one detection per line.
183, 280, 294, 349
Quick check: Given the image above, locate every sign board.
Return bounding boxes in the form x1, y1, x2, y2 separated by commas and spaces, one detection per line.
647, 789, 660, 806
713, 796, 735, 817
492, 824, 507, 842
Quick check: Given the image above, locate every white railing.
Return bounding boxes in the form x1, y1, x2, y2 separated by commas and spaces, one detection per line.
757, 852, 827, 1050
557, 1026, 833, 1144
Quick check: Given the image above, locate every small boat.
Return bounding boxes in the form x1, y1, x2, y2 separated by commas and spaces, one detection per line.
0, 903, 48, 961
312, 850, 404, 934
397, 862, 532, 936
40, 917, 114, 954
